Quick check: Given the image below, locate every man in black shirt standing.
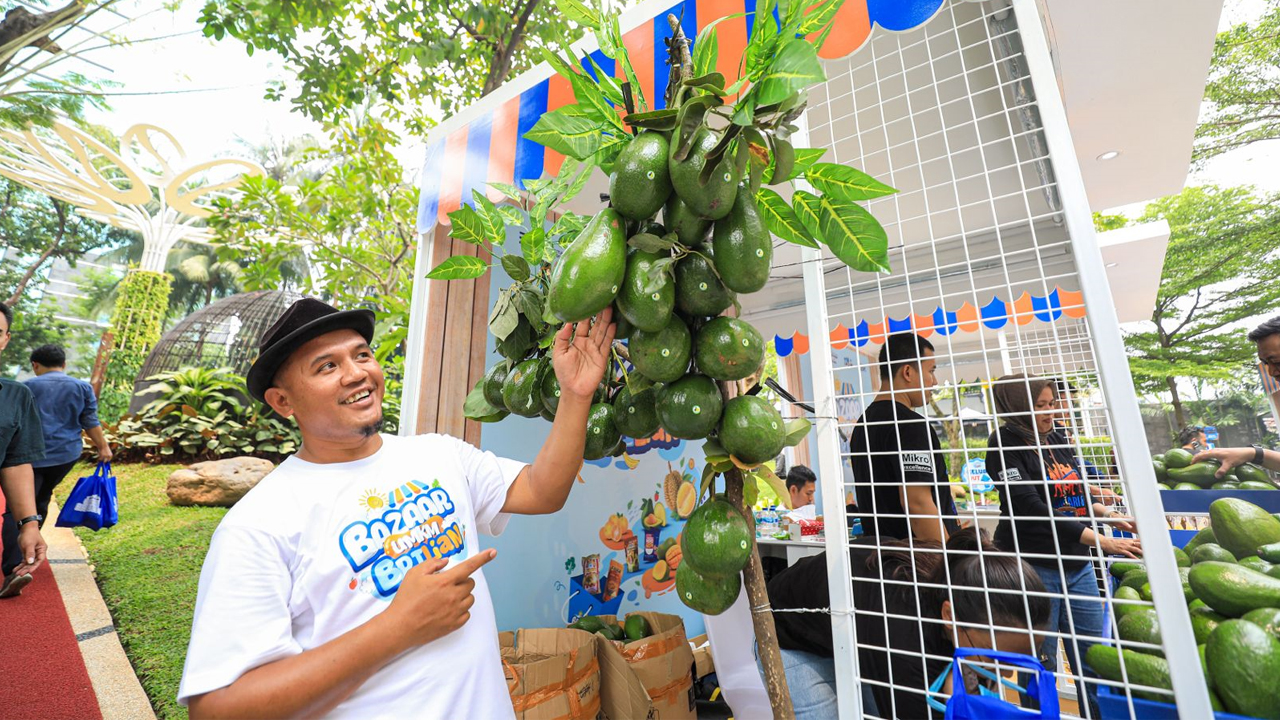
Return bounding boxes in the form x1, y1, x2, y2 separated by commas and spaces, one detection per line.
850, 333, 958, 542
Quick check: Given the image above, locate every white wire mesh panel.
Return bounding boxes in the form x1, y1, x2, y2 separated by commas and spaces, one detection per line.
784, 1, 1196, 718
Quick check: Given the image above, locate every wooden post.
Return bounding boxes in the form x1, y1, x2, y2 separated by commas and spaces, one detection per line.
90, 330, 114, 398
720, 379, 795, 720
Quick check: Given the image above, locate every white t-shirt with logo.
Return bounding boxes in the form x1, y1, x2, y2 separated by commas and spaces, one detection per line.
178, 433, 526, 719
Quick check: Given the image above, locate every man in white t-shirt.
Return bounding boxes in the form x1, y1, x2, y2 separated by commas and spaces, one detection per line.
179, 297, 616, 719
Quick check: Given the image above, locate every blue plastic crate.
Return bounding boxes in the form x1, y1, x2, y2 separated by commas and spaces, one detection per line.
1097, 685, 1259, 720
1159, 489, 1280, 514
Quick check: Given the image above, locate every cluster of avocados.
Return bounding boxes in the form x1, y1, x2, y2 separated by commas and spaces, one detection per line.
483, 124, 787, 467
1154, 448, 1278, 491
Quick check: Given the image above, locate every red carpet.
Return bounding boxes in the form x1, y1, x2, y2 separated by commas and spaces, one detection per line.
0, 564, 101, 719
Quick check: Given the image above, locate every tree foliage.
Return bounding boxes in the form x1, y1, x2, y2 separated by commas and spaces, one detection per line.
198, 0, 587, 132
1194, 0, 1280, 163
1122, 185, 1280, 426
208, 120, 418, 384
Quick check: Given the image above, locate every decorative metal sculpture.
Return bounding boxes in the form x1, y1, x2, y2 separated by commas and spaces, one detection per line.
0, 120, 265, 271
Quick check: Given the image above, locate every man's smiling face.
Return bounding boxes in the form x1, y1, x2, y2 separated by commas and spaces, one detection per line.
264, 328, 385, 442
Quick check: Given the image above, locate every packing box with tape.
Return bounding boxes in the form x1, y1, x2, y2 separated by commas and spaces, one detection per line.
592, 612, 697, 720
501, 628, 603, 720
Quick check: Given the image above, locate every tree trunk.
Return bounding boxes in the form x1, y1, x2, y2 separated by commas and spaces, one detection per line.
4, 241, 58, 306
719, 379, 795, 719
1167, 376, 1185, 430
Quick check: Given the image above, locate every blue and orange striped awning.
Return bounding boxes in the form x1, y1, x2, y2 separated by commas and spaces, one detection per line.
417, 0, 969, 230
773, 287, 1087, 356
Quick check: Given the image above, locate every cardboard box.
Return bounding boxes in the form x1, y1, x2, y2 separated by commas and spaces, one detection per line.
594, 612, 697, 720
688, 634, 714, 679
502, 628, 603, 720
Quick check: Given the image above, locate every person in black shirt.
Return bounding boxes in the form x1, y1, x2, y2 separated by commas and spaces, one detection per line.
851, 333, 958, 542
987, 374, 1141, 718
0, 301, 49, 599
765, 528, 1051, 719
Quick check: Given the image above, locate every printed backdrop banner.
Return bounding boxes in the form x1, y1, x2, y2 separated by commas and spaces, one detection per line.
416, 0, 977, 231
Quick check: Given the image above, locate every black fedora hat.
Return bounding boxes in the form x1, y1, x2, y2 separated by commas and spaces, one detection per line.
245, 298, 376, 403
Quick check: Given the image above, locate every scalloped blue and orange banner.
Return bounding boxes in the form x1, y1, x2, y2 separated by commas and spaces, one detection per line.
774, 288, 1086, 356
417, 0, 967, 230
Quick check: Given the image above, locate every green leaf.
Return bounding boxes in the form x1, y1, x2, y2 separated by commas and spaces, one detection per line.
627, 232, 675, 253
513, 286, 544, 320
465, 383, 504, 420
488, 182, 523, 201
644, 256, 677, 294
746, 0, 780, 79
501, 255, 531, 281
562, 155, 598, 204
805, 162, 898, 202
585, 54, 626, 107
497, 205, 527, 228
754, 466, 793, 509
754, 39, 826, 106
523, 108, 603, 161
757, 189, 818, 248
772, 137, 795, 185
448, 205, 489, 245
691, 12, 747, 77
472, 190, 505, 245
625, 108, 679, 131
815, 195, 891, 273
798, 0, 846, 36
520, 227, 546, 265
700, 463, 718, 500
791, 190, 825, 238
554, 0, 600, 29
489, 288, 519, 340
685, 72, 727, 93
743, 473, 760, 509
782, 417, 812, 447
703, 437, 728, 459
426, 255, 488, 280
771, 147, 826, 184
731, 95, 758, 126
673, 95, 721, 161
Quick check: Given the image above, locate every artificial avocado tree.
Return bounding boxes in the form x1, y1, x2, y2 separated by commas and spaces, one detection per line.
427, 1, 895, 715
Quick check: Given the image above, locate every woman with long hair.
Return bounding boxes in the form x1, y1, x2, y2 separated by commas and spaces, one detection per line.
987, 374, 1143, 718
765, 528, 1052, 719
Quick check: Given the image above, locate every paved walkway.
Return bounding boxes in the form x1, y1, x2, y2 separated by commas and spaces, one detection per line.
0, 503, 154, 720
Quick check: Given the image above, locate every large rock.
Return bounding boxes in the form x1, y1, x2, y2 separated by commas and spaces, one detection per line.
166, 457, 275, 507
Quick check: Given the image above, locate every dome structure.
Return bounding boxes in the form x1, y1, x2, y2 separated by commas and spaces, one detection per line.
129, 290, 303, 412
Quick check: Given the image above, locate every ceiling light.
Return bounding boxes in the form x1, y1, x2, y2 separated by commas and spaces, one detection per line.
1097, 150, 1121, 161
1104, 262, 1119, 268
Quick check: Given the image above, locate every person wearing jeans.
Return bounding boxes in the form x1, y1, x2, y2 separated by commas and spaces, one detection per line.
986, 374, 1143, 719
22, 344, 113, 526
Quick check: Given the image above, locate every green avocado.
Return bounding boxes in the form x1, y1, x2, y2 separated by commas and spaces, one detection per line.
675, 249, 735, 317
1191, 605, 1227, 644
664, 193, 711, 247
1206, 619, 1280, 717
1191, 543, 1237, 565
611, 306, 634, 339
1258, 542, 1280, 564
1118, 608, 1164, 657
1164, 448, 1195, 468
694, 316, 764, 381
1085, 645, 1172, 702
1211, 497, 1280, 558
675, 558, 741, 616
583, 403, 621, 461
711, 188, 772, 294
1175, 482, 1203, 491
613, 384, 660, 439
1240, 480, 1278, 491
630, 314, 692, 383
1120, 569, 1149, 591
1213, 481, 1242, 490
1174, 546, 1191, 567
1152, 459, 1167, 482
1242, 607, 1280, 640
719, 396, 785, 465
1112, 585, 1150, 622
502, 358, 544, 417
668, 125, 740, 221
1189, 561, 1280, 616
482, 362, 509, 408
569, 616, 607, 633
1167, 463, 1220, 488
1238, 463, 1272, 486
682, 496, 752, 576
1240, 556, 1275, 574
656, 374, 723, 440
610, 132, 672, 221
617, 250, 675, 332
623, 614, 653, 642
548, 209, 627, 322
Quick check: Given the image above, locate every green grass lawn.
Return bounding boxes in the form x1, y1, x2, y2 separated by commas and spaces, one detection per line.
55, 463, 228, 720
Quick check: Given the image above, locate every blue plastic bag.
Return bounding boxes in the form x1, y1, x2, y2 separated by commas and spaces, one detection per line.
56, 461, 118, 530
945, 647, 1059, 720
